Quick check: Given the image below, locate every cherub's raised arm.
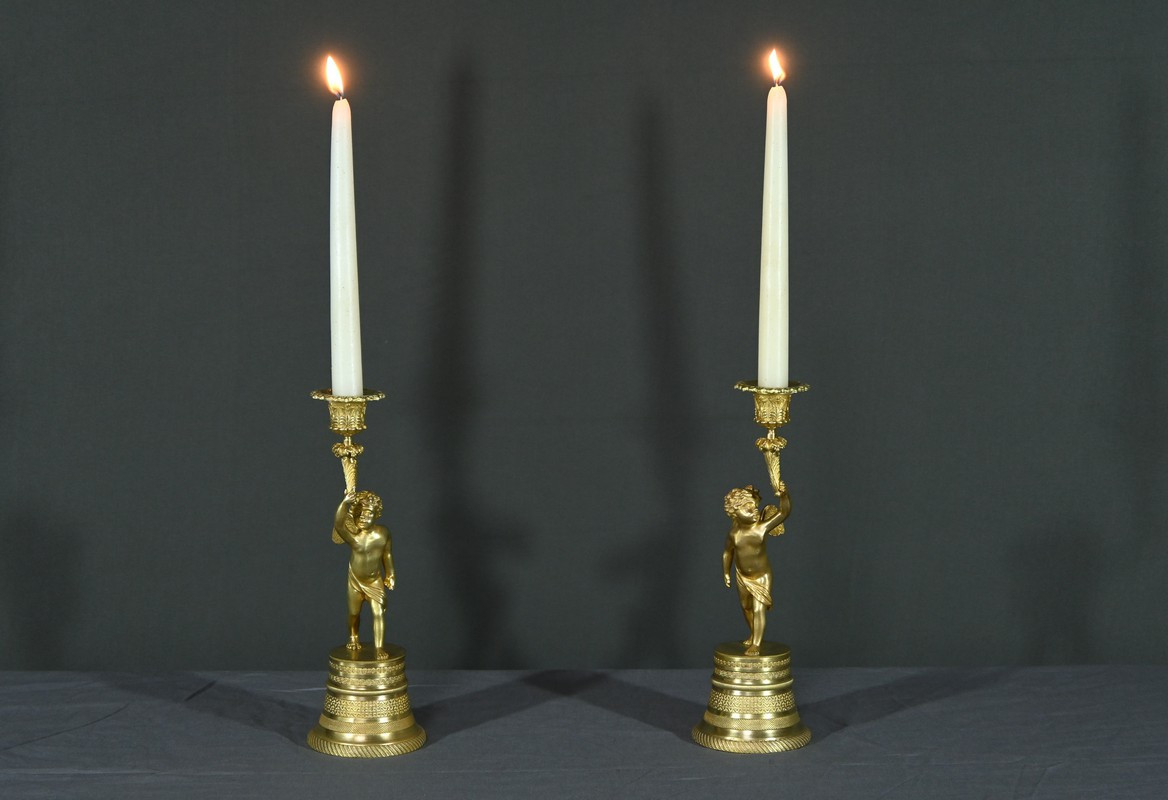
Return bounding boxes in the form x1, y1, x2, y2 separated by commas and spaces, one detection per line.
333, 497, 358, 546
762, 489, 791, 534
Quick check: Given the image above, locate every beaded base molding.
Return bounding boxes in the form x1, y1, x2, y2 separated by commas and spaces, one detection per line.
307, 643, 426, 758
691, 642, 811, 753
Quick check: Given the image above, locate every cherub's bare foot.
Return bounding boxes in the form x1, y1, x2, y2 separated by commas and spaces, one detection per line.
742, 638, 752, 647
376, 649, 389, 661
346, 636, 360, 651
745, 644, 760, 656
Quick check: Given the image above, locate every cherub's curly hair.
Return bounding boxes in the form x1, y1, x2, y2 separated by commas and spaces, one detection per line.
352, 490, 383, 520
724, 485, 759, 517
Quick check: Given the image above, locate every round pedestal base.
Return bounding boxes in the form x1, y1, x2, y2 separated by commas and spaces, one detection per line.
307, 643, 426, 758
691, 641, 811, 754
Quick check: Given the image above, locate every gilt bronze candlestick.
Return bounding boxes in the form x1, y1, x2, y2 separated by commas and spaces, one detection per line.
691, 381, 812, 754
305, 390, 426, 758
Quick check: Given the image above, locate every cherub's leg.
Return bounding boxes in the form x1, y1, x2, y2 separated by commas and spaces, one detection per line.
346, 586, 363, 649
371, 600, 387, 659
737, 581, 754, 645
746, 599, 766, 656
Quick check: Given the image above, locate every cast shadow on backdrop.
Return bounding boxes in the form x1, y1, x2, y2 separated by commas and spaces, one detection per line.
602, 97, 694, 667
0, 508, 80, 670
999, 72, 1168, 667
1115, 69, 1168, 585
423, 55, 529, 669
415, 93, 704, 743
1012, 523, 1099, 664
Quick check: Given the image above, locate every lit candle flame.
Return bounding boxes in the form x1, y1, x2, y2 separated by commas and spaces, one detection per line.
769, 49, 784, 85
325, 55, 344, 98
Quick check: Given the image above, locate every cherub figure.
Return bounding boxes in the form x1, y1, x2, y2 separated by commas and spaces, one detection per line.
722, 484, 791, 655
333, 490, 395, 660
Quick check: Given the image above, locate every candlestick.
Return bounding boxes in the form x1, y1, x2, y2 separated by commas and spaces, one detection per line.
327, 56, 364, 397
306, 389, 426, 758
757, 50, 789, 389
691, 379, 811, 753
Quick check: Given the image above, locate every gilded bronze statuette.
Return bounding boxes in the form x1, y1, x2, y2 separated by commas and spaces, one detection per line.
691, 381, 811, 754
722, 484, 790, 656
306, 390, 426, 758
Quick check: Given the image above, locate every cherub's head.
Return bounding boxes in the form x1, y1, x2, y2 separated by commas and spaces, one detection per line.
724, 486, 761, 523
352, 491, 383, 528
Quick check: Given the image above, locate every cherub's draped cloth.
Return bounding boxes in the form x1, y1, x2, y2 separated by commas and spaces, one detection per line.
736, 570, 772, 608
348, 566, 385, 606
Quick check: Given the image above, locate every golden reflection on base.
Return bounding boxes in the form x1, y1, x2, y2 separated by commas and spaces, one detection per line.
691, 641, 811, 754
307, 643, 426, 758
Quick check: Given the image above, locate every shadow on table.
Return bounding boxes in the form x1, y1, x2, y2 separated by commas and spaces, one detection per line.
415, 674, 559, 745
416, 671, 704, 746
800, 668, 1009, 743
99, 673, 316, 748
97, 670, 1008, 751
526, 671, 704, 744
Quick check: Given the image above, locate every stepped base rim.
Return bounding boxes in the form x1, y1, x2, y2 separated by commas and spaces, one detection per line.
307, 725, 427, 758
691, 722, 811, 753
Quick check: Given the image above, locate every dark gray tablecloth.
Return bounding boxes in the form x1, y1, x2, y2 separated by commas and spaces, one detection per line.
2, 667, 1166, 798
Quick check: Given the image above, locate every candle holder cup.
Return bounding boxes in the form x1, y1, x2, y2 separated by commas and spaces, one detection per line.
691, 380, 812, 754
305, 389, 426, 758
733, 381, 809, 497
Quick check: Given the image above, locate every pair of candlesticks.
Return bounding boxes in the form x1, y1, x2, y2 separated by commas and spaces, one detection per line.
305, 378, 811, 757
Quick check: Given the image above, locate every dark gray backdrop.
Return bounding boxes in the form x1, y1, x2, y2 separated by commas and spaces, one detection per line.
2, 1, 1166, 671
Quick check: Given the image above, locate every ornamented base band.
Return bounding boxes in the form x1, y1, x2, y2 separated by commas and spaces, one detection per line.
306, 642, 426, 758
691, 641, 811, 754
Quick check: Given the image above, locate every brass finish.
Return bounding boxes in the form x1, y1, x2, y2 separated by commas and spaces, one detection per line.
307, 389, 425, 757
722, 485, 790, 655
692, 642, 811, 753
311, 389, 386, 506
733, 381, 808, 496
311, 389, 386, 434
333, 492, 394, 658
734, 380, 808, 427
692, 379, 811, 753
307, 644, 426, 757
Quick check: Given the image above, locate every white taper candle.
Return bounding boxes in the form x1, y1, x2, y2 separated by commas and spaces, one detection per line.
327, 56, 363, 397
757, 51, 789, 389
